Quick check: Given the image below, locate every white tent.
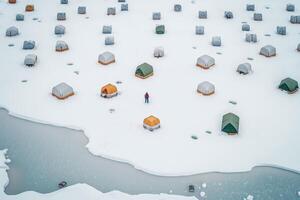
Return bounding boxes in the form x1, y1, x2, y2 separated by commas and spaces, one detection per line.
98, 52, 115, 65
154, 47, 164, 58
152, 12, 161, 20
196, 26, 204, 35
52, 82, 74, 100
6, 26, 19, 37
197, 81, 215, 95
196, 55, 215, 69
212, 36, 221, 46
23, 40, 35, 50
260, 45, 276, 57
105, 36, 114, 45
24, 54, 37, 66
237, 63, 252, 75
102, 25, 112, 34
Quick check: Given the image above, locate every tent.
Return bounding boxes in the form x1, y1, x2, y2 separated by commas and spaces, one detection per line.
55, 41, 69, 52
101, 84, 118, 98
105, 36, 114, 45
102, 25, 112, 34
16, 14, 24, 21
118, 0, 125, 2
260, 45, 276, 57
61, 0, 68, 4
242, 24, 250, 31
196, 55, 215, 69
253, 13, 262, 21
198, 11, 207, 19
25, 4, 34, 12
121, 4, 128, 11
245, 33, 257, 43
197, 81, 215, 95
237, 63, 252, 75
221, 113, 239, 135
278, 78, 298, 93
277, 26, 286, 35
24, 54, 37, 67
155, 25, 165, 34
290, 16, 300, 24
195, 26, 204, 35
154, 47, 164, 58
52, 82, 74, 100
23, 40, 35, 50
107, 7, 116, 15
152, 12, 161, 20
6, 26, 19, 37
143, 116, 160, 131
9, 0, 16, 4
297, 43, 300, 51
174, 4, 182, 12
224, 11, 233, 19
286, 4, 295, 12
246, 4, 255, 11
78, 6, 86, 14
55, 25, 65, 35
212, 36, 221, 46
98, 51, 115, 65
135, 63, 153, 79
57, 12, 66, 20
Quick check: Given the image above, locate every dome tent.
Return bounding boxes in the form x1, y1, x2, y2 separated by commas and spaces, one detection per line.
25, 4, 34, 12
222, 113, 239, 135
242, 24, 250, 31
143, 116, 160, 131
135, 63, 153, 79
286, 4, 295, 12
55, 41, 69, 52
102, 25, 112, 34
101, 83, 118, 98
245, 33, 257, 43
278, 78, 298, 94
155, 25, 165, 34
224, 11, 233, 19
253, 13, 262, 21
197, 81, 215, 95
277, 26, 286, 35
23, 40, 35, 50
174, 4, 182, 12
6, 26, 19, 37
196, 55, 215, 69
212, 36, 221, 46
16, 14, 24, 21
61, 0, 68, 4
98, 51, 115, 65
57, 12, 66, 20
297, 43, 300, 51
55, 25, 65, 35
105, 36, 114, 45
198, 10, 207, 19
154, 47, 164, 58
24, 54, 37, 67
9, 0, 16, 4
260, 45, 276, 57
152, 12, 161, 20
52, 82, 74, 100
246, 4, 255, 11
78, 6, 86, 14
107, 7, 116, 15
121, 4, 128, 11
237, 63, 252, 75
195, 26, 204, 35
290, 15, 300, 24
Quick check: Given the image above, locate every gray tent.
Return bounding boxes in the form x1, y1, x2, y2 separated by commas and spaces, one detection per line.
290, 16, 300, 24
253, 13, 262, 21
153, 12, 161, 20
242, 24, 250, 31
246, 4, 255, 11
78, 6, 86, 14
195, 26, 204, 35
118, 0, 125, 2
55, 25, 65, 35
237, 63, 252, 75
61, 0, 68, 4
24, 54, 37, 66
245, 33, 257, 43
55, 41, 69, 52
105, 36, 114, 45
277, 26, 286, 35
297, 43, 300, 51
198, 11, 207, 19
224, 11, 233, 19
107, 7, 116, 15
174, 4, 182, 12
197, 81, 215, 95
52, 82, 74, 100
154, 47, 164, 58
6, 26, 19, 37
16, 14, 24, 21
260, 45, 276, 57
102, 25, 112, 34
98, 51, 115, 65
57, 12, 66, 20
286, 4, 295, 12
23, 40, 35, 50
121, 4, 128, 11
212, 36, 221, 46
196, 55, 215, 69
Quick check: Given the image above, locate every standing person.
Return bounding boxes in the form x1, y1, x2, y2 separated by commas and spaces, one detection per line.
144, 92, 149, 103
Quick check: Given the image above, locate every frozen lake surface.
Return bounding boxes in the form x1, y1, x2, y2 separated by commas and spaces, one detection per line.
0, 108, 299, 200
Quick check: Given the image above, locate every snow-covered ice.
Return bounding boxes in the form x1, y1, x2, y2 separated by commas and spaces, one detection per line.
0, 0, 300, 176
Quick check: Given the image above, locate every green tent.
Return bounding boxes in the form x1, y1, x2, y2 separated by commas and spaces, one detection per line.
156, 25, 165, 34
278, 78, 298, 93
221, 113, 239, 135
135, 63, 153, 79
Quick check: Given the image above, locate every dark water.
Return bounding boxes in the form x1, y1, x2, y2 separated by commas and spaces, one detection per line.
0, 108, 299, 200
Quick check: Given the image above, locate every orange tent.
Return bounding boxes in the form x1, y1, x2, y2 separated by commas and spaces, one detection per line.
25, 4, 34, 12
101, 83, 118, 98
143, 115, 160, 127
9, 0, 17, 4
